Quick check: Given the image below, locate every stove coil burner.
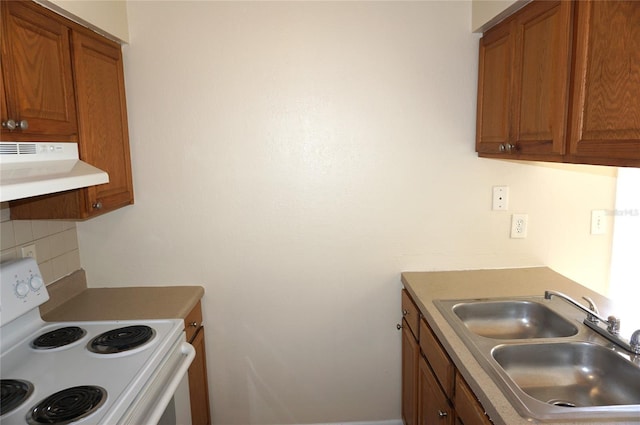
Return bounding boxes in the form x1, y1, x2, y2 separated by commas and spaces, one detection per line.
88, 325, 155, 354
27, 386, 106, 425
1, 379, 34, 416
31, 327, 87, 350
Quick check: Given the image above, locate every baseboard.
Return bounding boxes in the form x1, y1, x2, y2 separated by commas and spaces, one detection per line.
305, 421, 402, 425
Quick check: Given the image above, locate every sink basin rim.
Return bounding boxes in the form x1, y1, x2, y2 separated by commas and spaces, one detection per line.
451, 299, 579, 339
491, 341, 640, 410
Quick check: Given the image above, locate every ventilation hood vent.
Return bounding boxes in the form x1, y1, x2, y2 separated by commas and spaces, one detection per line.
0, 142, 109, 202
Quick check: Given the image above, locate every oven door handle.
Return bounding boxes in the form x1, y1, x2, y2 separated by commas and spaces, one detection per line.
145, 342, 196, 425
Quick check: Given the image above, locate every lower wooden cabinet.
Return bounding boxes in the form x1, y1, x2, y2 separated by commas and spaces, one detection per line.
401, 289, 421, 425
455, 374, 493, 425
401, 320, 419, 425
418, 355, 453, 425
401, 289, 493, 425
419, 319, 454, 399
184, 301, 212, 425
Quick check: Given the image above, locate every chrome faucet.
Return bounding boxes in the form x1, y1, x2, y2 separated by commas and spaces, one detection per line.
580, 296, 600, 324
630, 330, 640, 354
544, 290, 638, 354
544, 290, 613, 326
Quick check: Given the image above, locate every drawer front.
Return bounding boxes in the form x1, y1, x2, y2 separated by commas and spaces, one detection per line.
454, 373, 493, 425
184, 301, 203, 343
419, 354, 454, 425
420, 318, 454, 399
402, 289, 420, 340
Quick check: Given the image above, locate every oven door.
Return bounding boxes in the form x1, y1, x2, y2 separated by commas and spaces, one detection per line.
158, 370, 192, 425
118, 336, 195, 425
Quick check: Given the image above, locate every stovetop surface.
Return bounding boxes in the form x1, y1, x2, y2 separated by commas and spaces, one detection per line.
1, 318, 184, 424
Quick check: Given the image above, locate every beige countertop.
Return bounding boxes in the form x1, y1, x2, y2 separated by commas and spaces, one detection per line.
401, 267, 639, 425
40, 270, 205, 322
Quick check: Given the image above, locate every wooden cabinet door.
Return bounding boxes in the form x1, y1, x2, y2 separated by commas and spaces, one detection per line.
184, 301, 203, 343
454, 374, 492, 425
402, 322, 419, 425
402, 289, 420, 340
477, 0, 572, 158
418, 355, 453, 425
476, 19, 514, 154
511, 0, 572, 157
0, 1, 77, 141
568, 1, 640, 166
188, 326, 212, 425
71, 30, 134, 216
419, 319, 454, 399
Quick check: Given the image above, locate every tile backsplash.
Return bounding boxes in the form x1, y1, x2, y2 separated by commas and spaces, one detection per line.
1, 204, 81, 285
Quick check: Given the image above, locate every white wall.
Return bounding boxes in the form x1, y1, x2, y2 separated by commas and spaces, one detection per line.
76, 2, 616, 424
471, 0, 526, 32
609, 168, 640, 328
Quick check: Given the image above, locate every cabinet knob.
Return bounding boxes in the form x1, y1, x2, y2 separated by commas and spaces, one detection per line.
438, 410, 448, 418
402, 309, 409, 316
2, 119, 16, 130
1, 119, 28, 131
92, 201, 103, 210
396, 323, 402, 330
499, 143, 516, 153
190, 321, 199, 328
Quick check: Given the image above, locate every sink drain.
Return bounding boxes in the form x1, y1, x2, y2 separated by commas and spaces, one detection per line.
548, 399, 577, 408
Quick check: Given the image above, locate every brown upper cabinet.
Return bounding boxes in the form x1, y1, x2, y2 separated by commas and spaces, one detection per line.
0, 0, 78, 141
5, 1, 134, 219
568, 1, 640, 165
476, 0, 640, 168
68, 30, 134, 217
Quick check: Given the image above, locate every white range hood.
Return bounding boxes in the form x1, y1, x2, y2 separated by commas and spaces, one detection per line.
0, 142, 109, 202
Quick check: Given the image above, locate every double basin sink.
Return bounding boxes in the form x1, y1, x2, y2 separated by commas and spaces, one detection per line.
434, 296, 640, 422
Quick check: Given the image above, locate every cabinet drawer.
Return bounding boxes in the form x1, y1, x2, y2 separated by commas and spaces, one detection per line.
455, 373, 493, 425
402, 289, 420, 340
420, 318, 454, 399
184, 301, 203, 343
419, 354, 454, 425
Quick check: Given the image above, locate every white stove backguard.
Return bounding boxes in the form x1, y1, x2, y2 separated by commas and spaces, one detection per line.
0, 257, 49, 327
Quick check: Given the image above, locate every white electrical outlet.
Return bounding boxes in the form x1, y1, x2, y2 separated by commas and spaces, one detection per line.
21, 244, 37, 261
492, 186, 509, 210
510, 214, 528, 238
591, 210, 606, 235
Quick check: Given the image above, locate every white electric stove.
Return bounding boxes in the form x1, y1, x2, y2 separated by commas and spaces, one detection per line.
0, 257, 195, 425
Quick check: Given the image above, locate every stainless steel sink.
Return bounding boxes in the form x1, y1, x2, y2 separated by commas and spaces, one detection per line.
493, 342, 640, 408
434, 296, 640, 421
453, 300, 578, 339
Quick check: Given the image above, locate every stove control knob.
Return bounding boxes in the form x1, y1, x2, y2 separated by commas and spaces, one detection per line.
29, 274, 44, 291
15, 281, 30, 298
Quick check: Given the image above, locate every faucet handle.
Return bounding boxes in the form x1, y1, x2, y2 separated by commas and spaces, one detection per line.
582, 296, 600, 323
630, 330, 640, 354
607, 315, 621, 335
